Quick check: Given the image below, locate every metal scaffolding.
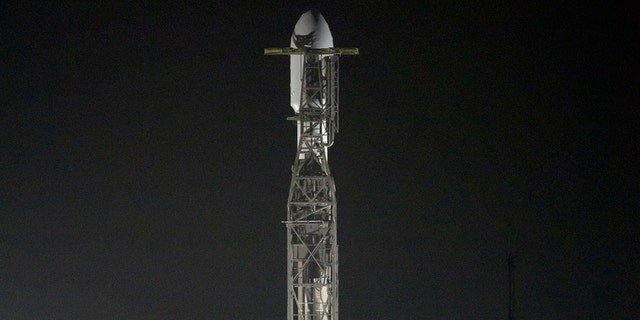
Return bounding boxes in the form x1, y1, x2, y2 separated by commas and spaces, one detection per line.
266, 47, 356, 320
287, 54, 338, 320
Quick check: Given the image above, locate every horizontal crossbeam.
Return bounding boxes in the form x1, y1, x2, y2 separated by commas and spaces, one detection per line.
264, 47, 359, 56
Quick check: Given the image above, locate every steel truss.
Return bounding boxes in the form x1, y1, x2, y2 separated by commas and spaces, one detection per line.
284, 54, 340, 320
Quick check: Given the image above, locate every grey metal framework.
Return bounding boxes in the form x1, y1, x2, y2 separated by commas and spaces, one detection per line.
266, 47, 357, 320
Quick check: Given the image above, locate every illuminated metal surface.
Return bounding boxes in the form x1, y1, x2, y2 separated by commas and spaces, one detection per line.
265, 10, 357, 320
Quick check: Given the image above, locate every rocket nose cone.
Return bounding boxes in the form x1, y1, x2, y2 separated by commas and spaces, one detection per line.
291, 10, 333, 49
295, 10, 321, 32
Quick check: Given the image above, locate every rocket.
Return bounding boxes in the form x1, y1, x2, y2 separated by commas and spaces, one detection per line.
265, 10, 357, 320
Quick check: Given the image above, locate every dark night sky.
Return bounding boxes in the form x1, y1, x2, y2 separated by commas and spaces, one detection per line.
1, 2, 638, 319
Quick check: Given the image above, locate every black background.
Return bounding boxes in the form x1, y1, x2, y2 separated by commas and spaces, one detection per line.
2, 2, 638, 319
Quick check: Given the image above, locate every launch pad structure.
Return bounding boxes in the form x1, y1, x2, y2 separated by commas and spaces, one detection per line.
265, 11, 358, 320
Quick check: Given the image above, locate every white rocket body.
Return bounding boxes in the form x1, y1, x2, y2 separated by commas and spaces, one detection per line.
290, 10, 334, 113
290, 11, 334, 153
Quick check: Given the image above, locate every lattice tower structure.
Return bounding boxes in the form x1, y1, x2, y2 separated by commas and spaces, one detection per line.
266, 43, 357, 320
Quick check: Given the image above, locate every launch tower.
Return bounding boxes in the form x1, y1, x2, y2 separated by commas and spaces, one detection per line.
265, 10, 357, 320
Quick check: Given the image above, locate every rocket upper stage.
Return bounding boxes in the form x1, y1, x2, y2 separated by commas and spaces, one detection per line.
263, 10, 357, 112
290, 10, 333, 112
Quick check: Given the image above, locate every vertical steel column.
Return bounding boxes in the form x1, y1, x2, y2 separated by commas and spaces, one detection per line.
285, 54, 339, 320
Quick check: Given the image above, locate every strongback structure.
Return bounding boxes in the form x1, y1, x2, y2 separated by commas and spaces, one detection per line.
265, 10, 357, 320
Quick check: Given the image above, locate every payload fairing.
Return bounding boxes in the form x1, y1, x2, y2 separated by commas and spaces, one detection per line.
265, 10, 357, 320
289, 10, 334, 113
